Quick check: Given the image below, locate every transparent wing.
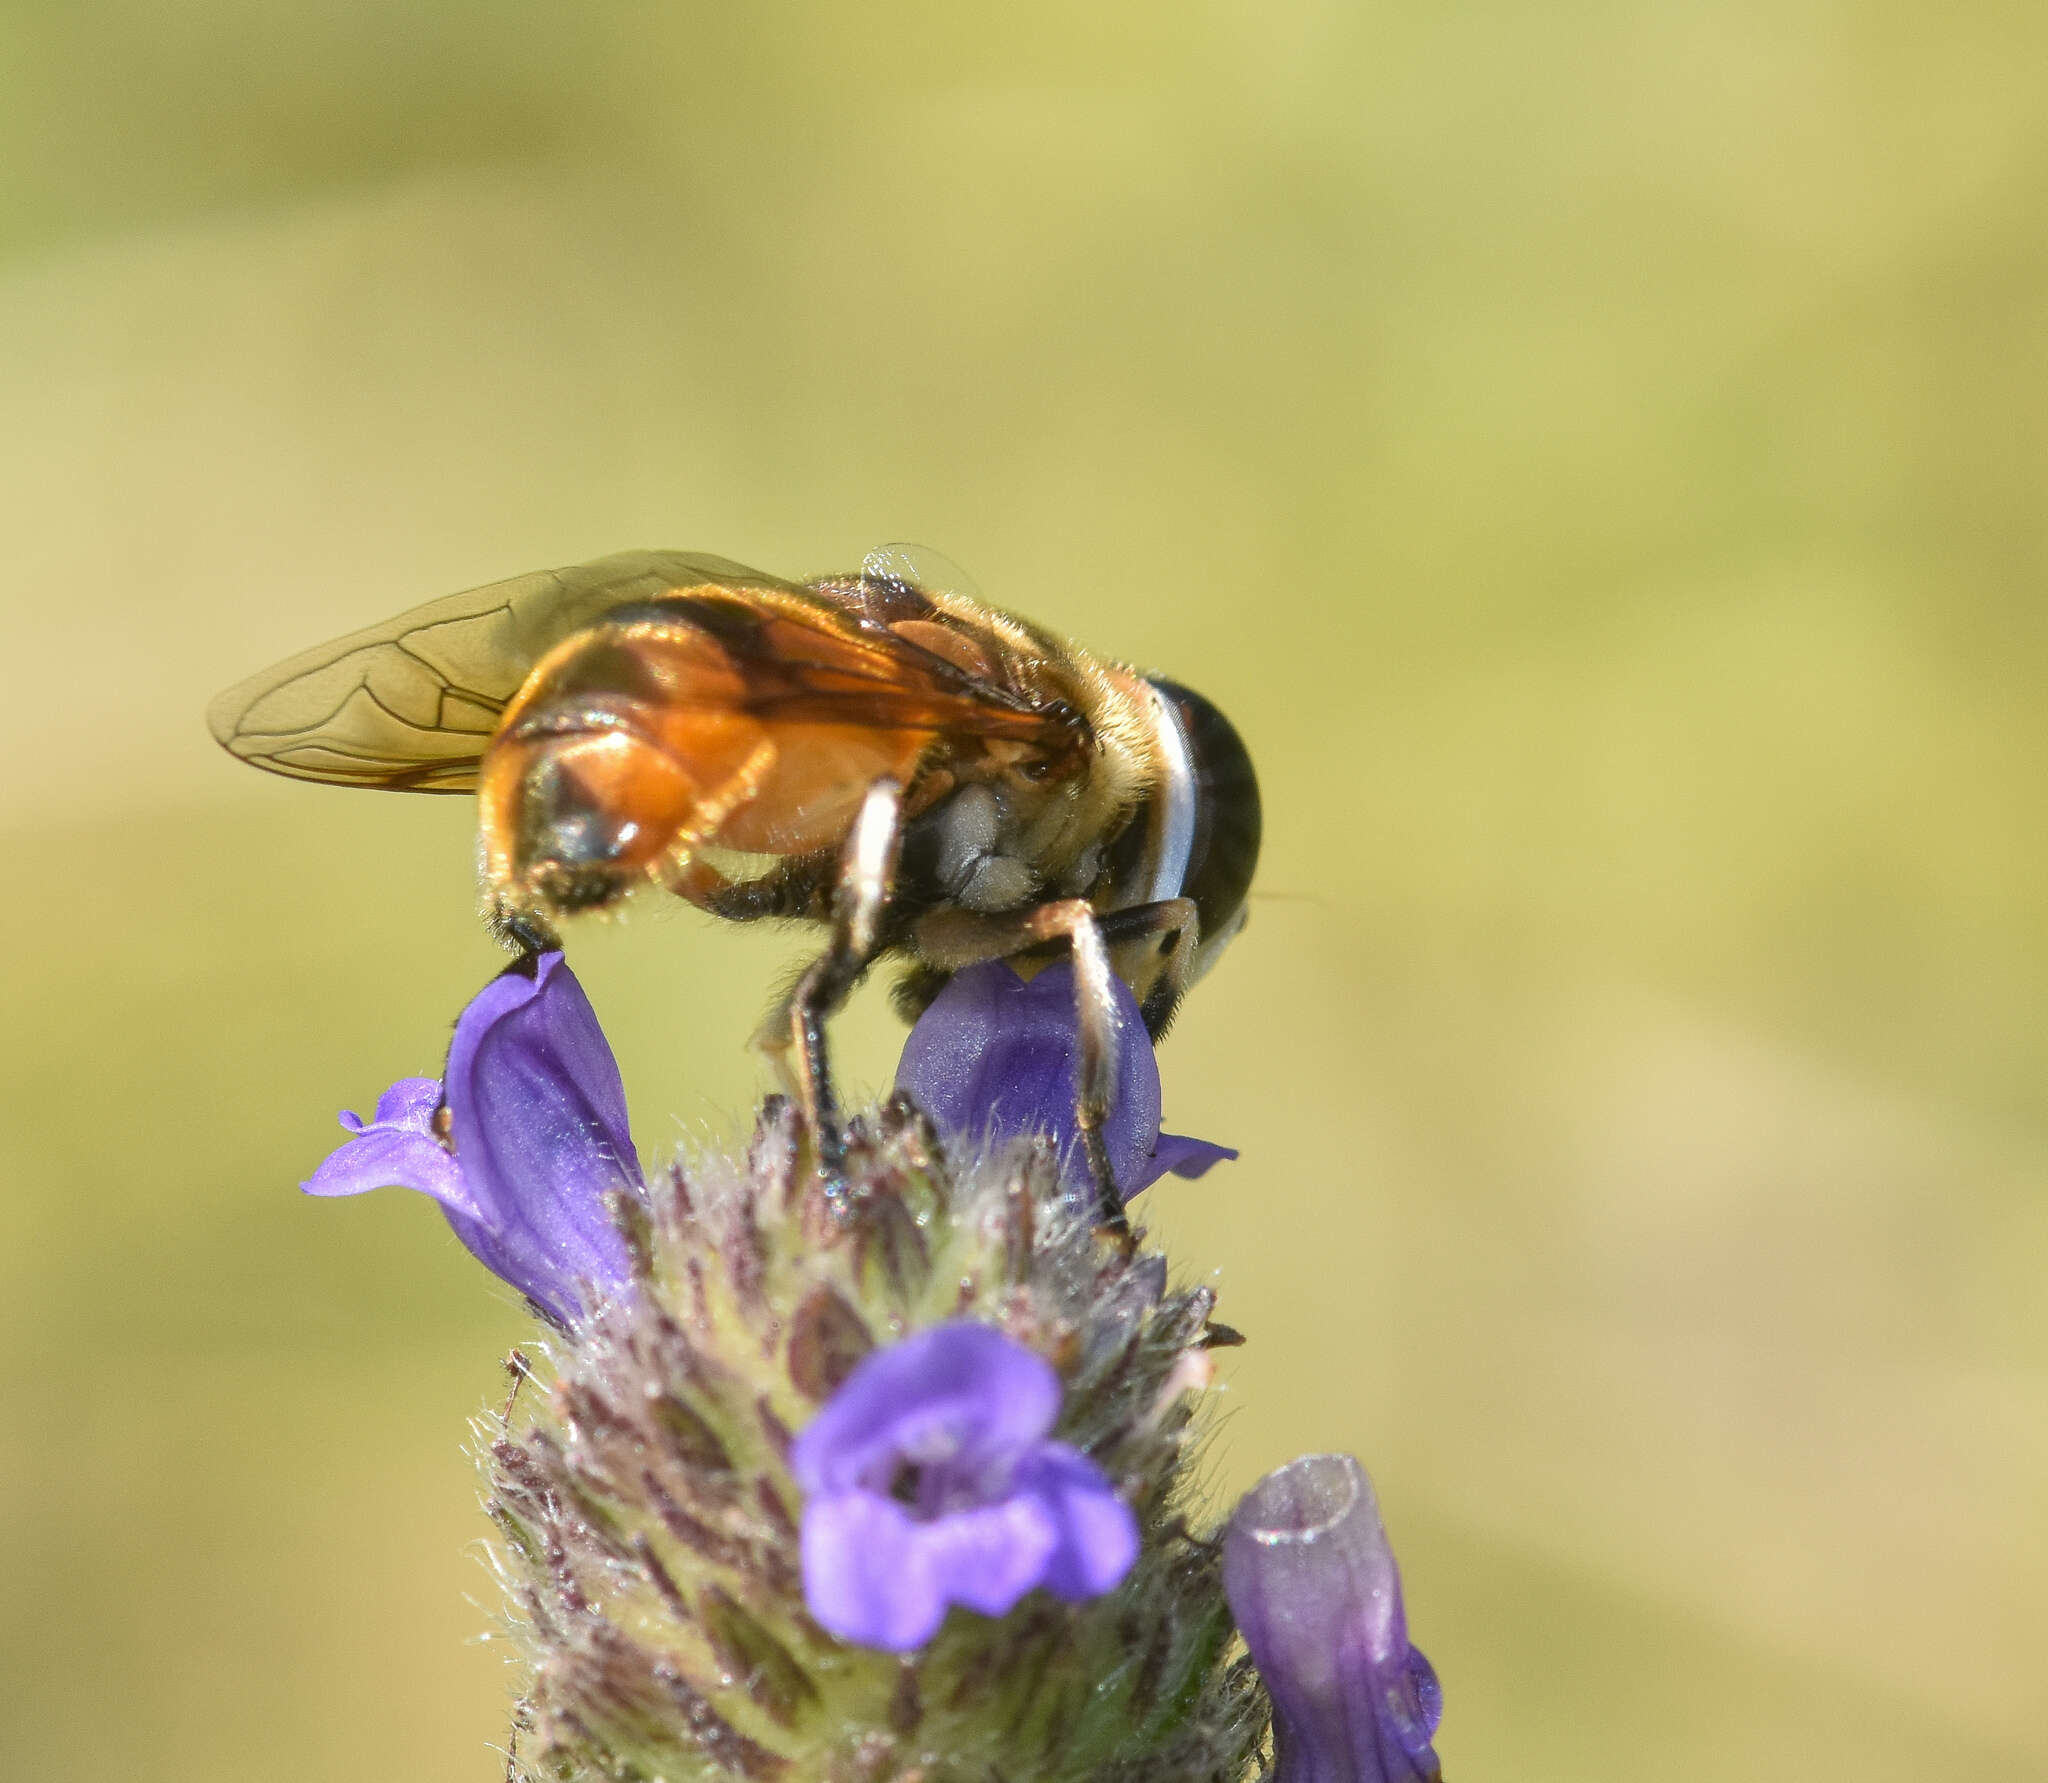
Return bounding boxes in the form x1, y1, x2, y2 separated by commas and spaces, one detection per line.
206, 550, 797, 790
860, 542, 983, 605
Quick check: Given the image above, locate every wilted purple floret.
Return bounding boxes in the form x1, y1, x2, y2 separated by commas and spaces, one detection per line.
790, 1320, 1139, 1651
894, 959, 1235, 1201
304, 951, 641, 1326
1223, 1453, 1443, 1783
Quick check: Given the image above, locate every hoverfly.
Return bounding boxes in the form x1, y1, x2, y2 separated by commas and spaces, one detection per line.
209, 548, 1260, 1226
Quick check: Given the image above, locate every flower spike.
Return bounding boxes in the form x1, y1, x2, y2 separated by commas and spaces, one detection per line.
481, 1100, 1264, 1783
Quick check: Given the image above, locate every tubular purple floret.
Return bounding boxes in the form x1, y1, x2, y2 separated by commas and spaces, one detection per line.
302, 950, 641, 1324
1223, 1454, 1444, 1783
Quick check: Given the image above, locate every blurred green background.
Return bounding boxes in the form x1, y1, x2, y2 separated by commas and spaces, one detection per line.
3, 2, 2045, 1776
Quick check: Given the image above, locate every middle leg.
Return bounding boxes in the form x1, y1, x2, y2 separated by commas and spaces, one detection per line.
758, 776, 905, 1186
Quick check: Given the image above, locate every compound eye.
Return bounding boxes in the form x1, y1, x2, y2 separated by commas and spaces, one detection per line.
494, 730, 697, 910
523, 762, 643, 869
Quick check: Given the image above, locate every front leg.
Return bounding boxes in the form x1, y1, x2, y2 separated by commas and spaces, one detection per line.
1097, 896, 1201, 1040
489, 907, 563, 959
759, 778, 904, 1186
1017, 901, 1124, 1234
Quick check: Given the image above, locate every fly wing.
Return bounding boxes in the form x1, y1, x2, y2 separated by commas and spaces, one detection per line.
652, 584, 1060, 743
206, 551, 801, 790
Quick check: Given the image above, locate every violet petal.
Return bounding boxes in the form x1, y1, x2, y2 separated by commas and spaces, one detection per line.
912, 1494, 1063, 1620
302, 1075, 482, 1222
1013, 1442, 1141, 1601
789, 1320, 1061, 1498
799, 1491, 948, 1651
1223, 1454, 1443, 1783
1131, 1129, 1240, 1192
369, 1076, 441, 1128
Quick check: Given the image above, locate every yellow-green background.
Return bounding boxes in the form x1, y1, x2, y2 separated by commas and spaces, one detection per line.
3, 3, 2044, 1776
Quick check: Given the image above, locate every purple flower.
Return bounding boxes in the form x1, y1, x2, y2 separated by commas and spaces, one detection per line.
1223, 1454, 1443, 1783
894, 959, 1235, 1201
304, 952, 642, 1326
790, 1320, 1139, 1651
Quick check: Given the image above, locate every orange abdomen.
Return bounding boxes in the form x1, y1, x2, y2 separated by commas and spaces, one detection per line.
479, 615, 931, 913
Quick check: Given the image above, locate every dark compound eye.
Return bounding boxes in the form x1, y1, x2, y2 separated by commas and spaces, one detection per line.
1146, 678, 1261, 948
504, 742, 669, 912
517, 757, 638, 870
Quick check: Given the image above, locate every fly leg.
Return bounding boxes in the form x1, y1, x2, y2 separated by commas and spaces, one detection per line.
1017, 901, 1124, 1233
766, 776, 904, 1186
914, 896, 1197, 1235
489, 908, 562, 959
1095, 896, 1201, 1040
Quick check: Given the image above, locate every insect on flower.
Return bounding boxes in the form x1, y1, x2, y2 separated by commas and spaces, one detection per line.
209, 546, 1260, 1224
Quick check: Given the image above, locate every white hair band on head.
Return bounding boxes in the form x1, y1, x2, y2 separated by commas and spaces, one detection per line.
1142, 680, 1197, 907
